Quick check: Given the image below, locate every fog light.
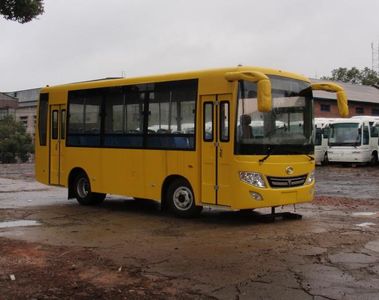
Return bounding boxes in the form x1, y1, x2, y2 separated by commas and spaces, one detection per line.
250, 191, 263, 201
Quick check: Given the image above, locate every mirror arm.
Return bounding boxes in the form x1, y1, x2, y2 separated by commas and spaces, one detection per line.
311, 83, 349, 118
225, 71, 272, 112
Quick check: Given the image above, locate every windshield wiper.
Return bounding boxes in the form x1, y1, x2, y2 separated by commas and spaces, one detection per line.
259, 146, 314, 164
259, 146, 276, 164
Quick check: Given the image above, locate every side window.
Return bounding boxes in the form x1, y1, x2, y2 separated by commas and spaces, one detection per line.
203, 102, 213, 141
323, 126, 329, 139
103, 86, 144, 148
38, 93, 49, 146
220, 101, 229, 142
370, 124, 378, 138
146, 79, 197, 149
125, 87, 144, 134
67, 89, 102, 146
104, 87, 124, 134
363, 125, 369, 145
51, 110, 58, 140
315, 128, 322, 146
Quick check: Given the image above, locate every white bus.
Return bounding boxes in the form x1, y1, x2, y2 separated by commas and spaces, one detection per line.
314, 118, 345, 165
327, 118, 379, 165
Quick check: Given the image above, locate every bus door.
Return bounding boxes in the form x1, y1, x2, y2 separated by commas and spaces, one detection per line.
201, 94, 232, 206
49, 105, 66, 185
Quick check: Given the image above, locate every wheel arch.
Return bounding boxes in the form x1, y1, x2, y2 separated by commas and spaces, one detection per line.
161, 175, 193, 211
371, 150, 378, 165
68, 167, 87, 199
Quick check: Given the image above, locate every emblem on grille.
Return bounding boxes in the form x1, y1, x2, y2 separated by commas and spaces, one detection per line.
285, 166, 294, 175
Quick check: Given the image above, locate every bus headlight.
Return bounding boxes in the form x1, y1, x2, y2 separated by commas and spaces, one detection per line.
239, 171, 266, 188
305, 171, 315, 185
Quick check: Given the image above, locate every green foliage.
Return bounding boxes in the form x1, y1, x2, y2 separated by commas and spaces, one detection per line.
322, 67, 379, 86
0, 115, 33, 163
0, 0, 44, 23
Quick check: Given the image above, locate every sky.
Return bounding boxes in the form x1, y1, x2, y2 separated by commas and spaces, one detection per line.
1, 0, 379, 91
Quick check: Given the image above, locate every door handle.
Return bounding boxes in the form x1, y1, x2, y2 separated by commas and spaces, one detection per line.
219, 147, 223, 158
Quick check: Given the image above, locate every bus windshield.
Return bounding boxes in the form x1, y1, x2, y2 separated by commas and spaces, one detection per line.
329, 123, 361, 146
235, 76, 314, 155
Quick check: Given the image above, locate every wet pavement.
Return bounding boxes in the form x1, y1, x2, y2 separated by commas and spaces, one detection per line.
1, 163, 379, 299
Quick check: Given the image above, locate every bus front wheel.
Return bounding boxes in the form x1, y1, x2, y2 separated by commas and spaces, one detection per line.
73, 172, 105, 205
322, 153, 329, 165
166, 179, 202, 218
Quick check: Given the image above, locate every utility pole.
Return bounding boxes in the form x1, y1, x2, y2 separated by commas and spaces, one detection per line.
372, 42, 379, 73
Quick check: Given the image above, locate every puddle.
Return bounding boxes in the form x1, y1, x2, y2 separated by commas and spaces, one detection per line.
365, 240, 379, 253
355, 222, 376, 228
352, 212, 377, 217
0, 220, 41, 229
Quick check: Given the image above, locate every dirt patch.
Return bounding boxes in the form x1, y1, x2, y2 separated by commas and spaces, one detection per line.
313, 195, 379, 208
0, 238, 204, 299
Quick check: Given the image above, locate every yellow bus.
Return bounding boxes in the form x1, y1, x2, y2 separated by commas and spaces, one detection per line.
35, 66, 348, 217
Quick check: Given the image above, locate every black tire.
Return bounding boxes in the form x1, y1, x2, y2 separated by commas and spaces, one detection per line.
73, 172, 105, 205
166, 179, 202, 218
322, 152, 329, 166
370, 153, 378, 166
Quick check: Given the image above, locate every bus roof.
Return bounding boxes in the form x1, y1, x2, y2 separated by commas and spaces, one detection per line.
40, 66, 310, 93
351, 115, 379, 121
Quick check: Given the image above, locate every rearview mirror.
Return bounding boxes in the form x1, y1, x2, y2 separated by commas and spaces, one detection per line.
311, 83, 349, 117
225, 71, 272, 112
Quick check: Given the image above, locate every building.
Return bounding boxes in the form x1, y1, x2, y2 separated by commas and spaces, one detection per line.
0, 92, 18, 120
5, 88, 41, 138
312, 79, 379, 117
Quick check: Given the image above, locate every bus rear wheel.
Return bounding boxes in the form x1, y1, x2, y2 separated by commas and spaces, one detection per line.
166, 179, 202, 218
73, 172, 105, 205
370, 153, 378, 166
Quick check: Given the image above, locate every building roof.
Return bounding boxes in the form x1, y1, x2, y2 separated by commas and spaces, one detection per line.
311, 79, 379, 104
0, 92, 17, 102
5, 88, 41, 103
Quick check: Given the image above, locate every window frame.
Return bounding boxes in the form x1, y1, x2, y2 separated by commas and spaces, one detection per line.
66, 79, 198, 151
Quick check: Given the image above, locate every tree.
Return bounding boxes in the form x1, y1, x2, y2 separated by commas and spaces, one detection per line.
0, 0, 44, 23
322, 67, 379, 86
0, 115, 33, 163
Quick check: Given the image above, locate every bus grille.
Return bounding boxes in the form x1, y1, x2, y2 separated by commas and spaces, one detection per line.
267, 175, 307, 188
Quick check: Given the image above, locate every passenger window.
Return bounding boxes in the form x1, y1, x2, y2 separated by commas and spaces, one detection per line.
103, 86, 144, 148
67, 89, 102, 146
363, 125, 369, 145
370, 125, 379, 138
146, 80, 197, 149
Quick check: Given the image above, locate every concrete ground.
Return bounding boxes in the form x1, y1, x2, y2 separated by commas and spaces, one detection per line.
0, 163, 379, 299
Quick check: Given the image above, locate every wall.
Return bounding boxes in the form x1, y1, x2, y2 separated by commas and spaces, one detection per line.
314, 98, 379, 118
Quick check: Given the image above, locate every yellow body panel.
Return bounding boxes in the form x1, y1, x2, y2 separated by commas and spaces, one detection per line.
35, 66, 318, 210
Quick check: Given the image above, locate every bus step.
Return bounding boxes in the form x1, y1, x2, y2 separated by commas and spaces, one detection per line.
263, 207, 303, 222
